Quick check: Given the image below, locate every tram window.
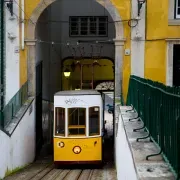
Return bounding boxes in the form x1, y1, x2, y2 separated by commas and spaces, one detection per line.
89, 107, 100, 136
68, 108, 86, 136
69, 128, 85, 135
55, 107, 65, 136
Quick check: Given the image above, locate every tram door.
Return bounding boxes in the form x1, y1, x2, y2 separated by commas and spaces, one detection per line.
35, 61, 43, 157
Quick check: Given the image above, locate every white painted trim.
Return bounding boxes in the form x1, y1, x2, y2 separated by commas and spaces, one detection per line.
65, 108, 68, 137
100, 106, 102, 137
86, 108, 89, 137
168, 19, 180, 25
5, 0, 20, 104
53, 135, 101, 139
25, 39, 37, 46
166, 40, 180, 87
166, 38, 180, 41
53, 106, 55, 137
166, 43, 173, 86
168, 0, 175, 20
113, 38, 126, 46
131, 0, 145, 78
21, 0, 25, 50
168, 0, 180, 20
176, 0, 180, 18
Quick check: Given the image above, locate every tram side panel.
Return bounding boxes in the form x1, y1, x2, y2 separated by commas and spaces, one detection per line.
54, 137, 102, 163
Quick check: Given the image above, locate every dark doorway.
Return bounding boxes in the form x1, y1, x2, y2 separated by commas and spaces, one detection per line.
173, 44, 180, 86
35, 61, 43, 158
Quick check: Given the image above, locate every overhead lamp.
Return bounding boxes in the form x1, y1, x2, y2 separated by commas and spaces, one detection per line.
63, 68, 71, 78
137, 0, 145, 16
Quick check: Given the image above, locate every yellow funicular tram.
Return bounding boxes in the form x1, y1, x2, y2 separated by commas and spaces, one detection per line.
53, 90, 105, 165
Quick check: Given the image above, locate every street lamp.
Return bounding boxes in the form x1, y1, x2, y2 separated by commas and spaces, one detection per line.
137, 0, 145, 16
63, 68, 71, 78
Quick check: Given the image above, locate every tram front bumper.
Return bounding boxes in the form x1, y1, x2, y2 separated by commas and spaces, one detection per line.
53, 137, 102, 162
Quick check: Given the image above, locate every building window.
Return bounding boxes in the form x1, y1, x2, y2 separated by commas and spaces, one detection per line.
173, 44, 180, 86
69, 16, 108, 37
176, 0, 180, 18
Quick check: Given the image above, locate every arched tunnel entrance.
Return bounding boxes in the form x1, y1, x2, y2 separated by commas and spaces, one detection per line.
35, 0, 116, 157
25, 0, 125, 161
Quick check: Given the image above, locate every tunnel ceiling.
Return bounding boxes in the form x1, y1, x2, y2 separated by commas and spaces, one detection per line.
35, 0, 116, 62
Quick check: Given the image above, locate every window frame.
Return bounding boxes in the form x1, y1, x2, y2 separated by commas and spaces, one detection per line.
69, 16, 108, 37
88, 106, 100, 137
54, 107, 66, 137
175, 0, 180, 18
67, 107, 86, 137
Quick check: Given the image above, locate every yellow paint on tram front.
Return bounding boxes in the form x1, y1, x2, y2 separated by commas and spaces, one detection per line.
54, 137, 102, 162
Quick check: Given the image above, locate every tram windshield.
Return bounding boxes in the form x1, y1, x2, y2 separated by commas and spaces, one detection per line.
89, 107, 100, 136
55, 106, 100, 137
68, 108, 86, 136
55, 107, 65, 136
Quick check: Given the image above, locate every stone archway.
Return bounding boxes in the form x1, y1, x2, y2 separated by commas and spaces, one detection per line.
25, 0, 125, 100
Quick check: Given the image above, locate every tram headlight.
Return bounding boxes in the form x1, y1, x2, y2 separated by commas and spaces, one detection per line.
58, 141, 65, 148
73, 146, 81, 154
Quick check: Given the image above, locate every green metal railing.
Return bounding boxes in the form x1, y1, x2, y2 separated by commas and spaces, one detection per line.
127, 75, 180, 179
0, 82, 28, 128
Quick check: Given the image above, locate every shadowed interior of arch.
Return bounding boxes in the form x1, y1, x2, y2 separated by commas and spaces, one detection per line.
25, 0, 124, 160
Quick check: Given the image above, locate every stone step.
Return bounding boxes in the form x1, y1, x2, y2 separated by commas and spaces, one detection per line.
119, 105, 176, 180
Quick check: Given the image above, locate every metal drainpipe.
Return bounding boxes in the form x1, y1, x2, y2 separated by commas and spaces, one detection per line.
0, 0, 4, 128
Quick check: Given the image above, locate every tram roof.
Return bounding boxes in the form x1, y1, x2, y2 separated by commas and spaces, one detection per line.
54, 90, 101, 96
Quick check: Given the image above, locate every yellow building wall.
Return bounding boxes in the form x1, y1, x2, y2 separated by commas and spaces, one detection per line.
145, 0, 180, 84
145, 41, 166, 83
19, 0, 40, 86
112, 0, 131, 102
20, 0, 180, 102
